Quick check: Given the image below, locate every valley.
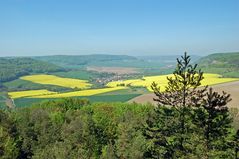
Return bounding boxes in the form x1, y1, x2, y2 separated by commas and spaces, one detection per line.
1, 52, 239, 108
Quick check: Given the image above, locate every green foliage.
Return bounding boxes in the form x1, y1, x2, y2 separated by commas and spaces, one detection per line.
230, 108, 239, 131
0, 99, 153, 159
0, 94, 238, 159
0, 110, 19, 158
193, 88, 234, 158
233, 130, 239, 159
0, 57, 64, 82
115, 118, 146, 159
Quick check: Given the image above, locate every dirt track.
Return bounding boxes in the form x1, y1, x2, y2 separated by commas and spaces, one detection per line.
129, 81, 239, 108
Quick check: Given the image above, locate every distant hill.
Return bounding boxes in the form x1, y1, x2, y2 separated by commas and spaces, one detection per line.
35, 54, 137, 68
0, 57, 64, 82
197, 52, 239, 77
137, 55, 201, 63
34, 54, 191, 75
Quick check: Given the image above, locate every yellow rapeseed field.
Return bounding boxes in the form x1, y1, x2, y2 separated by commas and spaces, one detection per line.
200, 74, 238, 86
107, 73, 239, 91
28, 87, 127, 98
9, 73, 238, 99
9, 89, 57, 99
21, 74, 92, 89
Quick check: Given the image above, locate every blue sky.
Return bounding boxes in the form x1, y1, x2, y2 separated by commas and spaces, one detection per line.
0, 0, 238, 56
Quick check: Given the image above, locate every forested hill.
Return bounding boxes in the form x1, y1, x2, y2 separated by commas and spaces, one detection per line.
0, 57, 64, 82
198, 52, 239, 77
35, 54, 137, 68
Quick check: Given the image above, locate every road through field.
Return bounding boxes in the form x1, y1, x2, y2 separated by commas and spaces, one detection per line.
129, 81, 239, 108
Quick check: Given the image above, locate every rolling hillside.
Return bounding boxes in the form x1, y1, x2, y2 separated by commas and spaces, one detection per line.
0, 57, 65, 82
198, 52, 239, 77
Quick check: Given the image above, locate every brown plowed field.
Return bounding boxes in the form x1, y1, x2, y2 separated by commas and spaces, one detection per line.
129, 81, 239, 108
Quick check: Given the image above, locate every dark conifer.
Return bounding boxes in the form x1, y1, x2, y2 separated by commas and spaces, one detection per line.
195, 87, 233, 157
151, 52, 207, 153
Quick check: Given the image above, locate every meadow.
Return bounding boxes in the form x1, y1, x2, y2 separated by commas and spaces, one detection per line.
21, 74, 92, 89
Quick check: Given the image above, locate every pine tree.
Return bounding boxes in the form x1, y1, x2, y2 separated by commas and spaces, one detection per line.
204, 88, 231, 149
151, 52, 207, 153
194, 87, 233, 158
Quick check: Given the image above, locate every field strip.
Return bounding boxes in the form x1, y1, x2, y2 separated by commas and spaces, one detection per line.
20, 74, 92, 89
26, 87, 127, 98
9, 89, 57, 99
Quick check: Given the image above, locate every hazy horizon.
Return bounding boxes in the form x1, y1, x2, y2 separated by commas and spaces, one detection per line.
0, 0, 238, 57
0, 51, 238, 57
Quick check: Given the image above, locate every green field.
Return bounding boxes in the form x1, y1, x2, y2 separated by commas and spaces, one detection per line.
14, 94, 140, 107
98, 87, 149, 95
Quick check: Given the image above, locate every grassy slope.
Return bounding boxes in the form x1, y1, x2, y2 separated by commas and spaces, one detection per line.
198, 52, 239, 77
